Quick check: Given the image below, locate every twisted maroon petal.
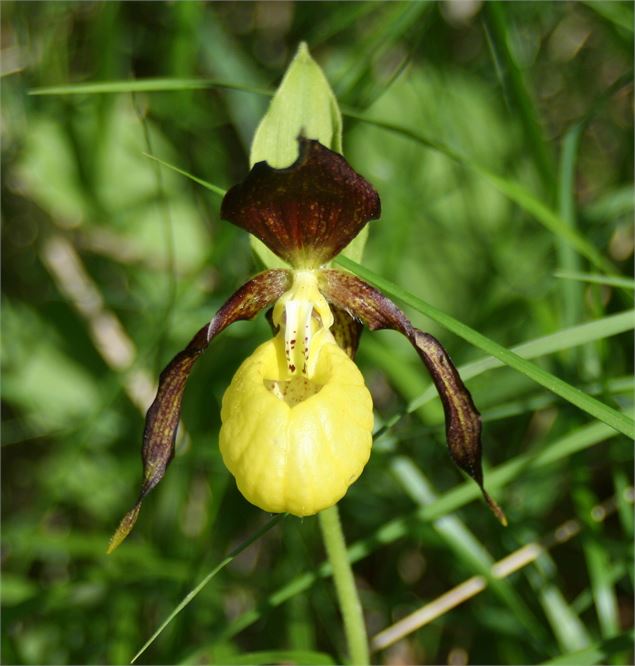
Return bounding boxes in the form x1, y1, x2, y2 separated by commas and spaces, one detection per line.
319, 269, 507, 525
108, 269, 292, 552
221, 138, 381, 268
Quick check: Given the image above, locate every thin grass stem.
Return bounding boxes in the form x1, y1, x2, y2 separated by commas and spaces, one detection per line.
130, 513, 286, 664
318, 505, 369, 665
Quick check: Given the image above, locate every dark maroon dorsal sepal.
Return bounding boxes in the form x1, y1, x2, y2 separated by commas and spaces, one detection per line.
221, 138, 381, 268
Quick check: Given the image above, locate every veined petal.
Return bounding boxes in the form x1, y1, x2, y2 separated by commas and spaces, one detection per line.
319, 269, 507, 525
108, 269, 291, 553
221, 138, 381, 268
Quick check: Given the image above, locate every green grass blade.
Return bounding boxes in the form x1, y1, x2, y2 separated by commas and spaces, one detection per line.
336, 256, 635, 438
309, 2, 381, 47
333, 2, 431, 107
586, 527, 621, 639
485, 1, 556, 191
532, 559, 592, 652
540, 629, 635, 665
142, 153, 226, 197
473, 169, 615, 275
29, 78, 272, 97
480, 376, 633, 424
570, 561, 630, 616
573, 478, 621, 640
557, 124, 584, 330
456, 310, 635, 384
555, 271, 635, 290
130, 514, 285, 664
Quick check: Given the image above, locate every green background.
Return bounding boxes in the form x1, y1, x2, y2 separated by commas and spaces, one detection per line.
2, 2, 633, 664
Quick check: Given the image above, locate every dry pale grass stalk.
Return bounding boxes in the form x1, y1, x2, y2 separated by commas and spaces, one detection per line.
41, 234, 159, 413
371, 488, 634, 652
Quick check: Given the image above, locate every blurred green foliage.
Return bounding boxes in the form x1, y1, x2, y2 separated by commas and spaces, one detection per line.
2, 2, 633, 665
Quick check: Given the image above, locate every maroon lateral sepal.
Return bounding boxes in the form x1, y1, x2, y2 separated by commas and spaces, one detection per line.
107, 269, 292, 552
319, 269, 507, 525
221, 138, 381, 268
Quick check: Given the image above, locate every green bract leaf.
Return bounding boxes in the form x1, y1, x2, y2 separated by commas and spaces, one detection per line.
248, 43, 368, 268
250, 43, 343, 169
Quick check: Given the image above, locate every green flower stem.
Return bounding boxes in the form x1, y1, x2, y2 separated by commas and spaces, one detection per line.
318, 504, 369, 665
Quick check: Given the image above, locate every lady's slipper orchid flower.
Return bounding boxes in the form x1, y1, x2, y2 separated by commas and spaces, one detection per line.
109, 138, 505, 552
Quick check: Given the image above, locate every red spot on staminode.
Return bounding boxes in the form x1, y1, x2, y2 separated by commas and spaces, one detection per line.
289, 364, 296, 372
